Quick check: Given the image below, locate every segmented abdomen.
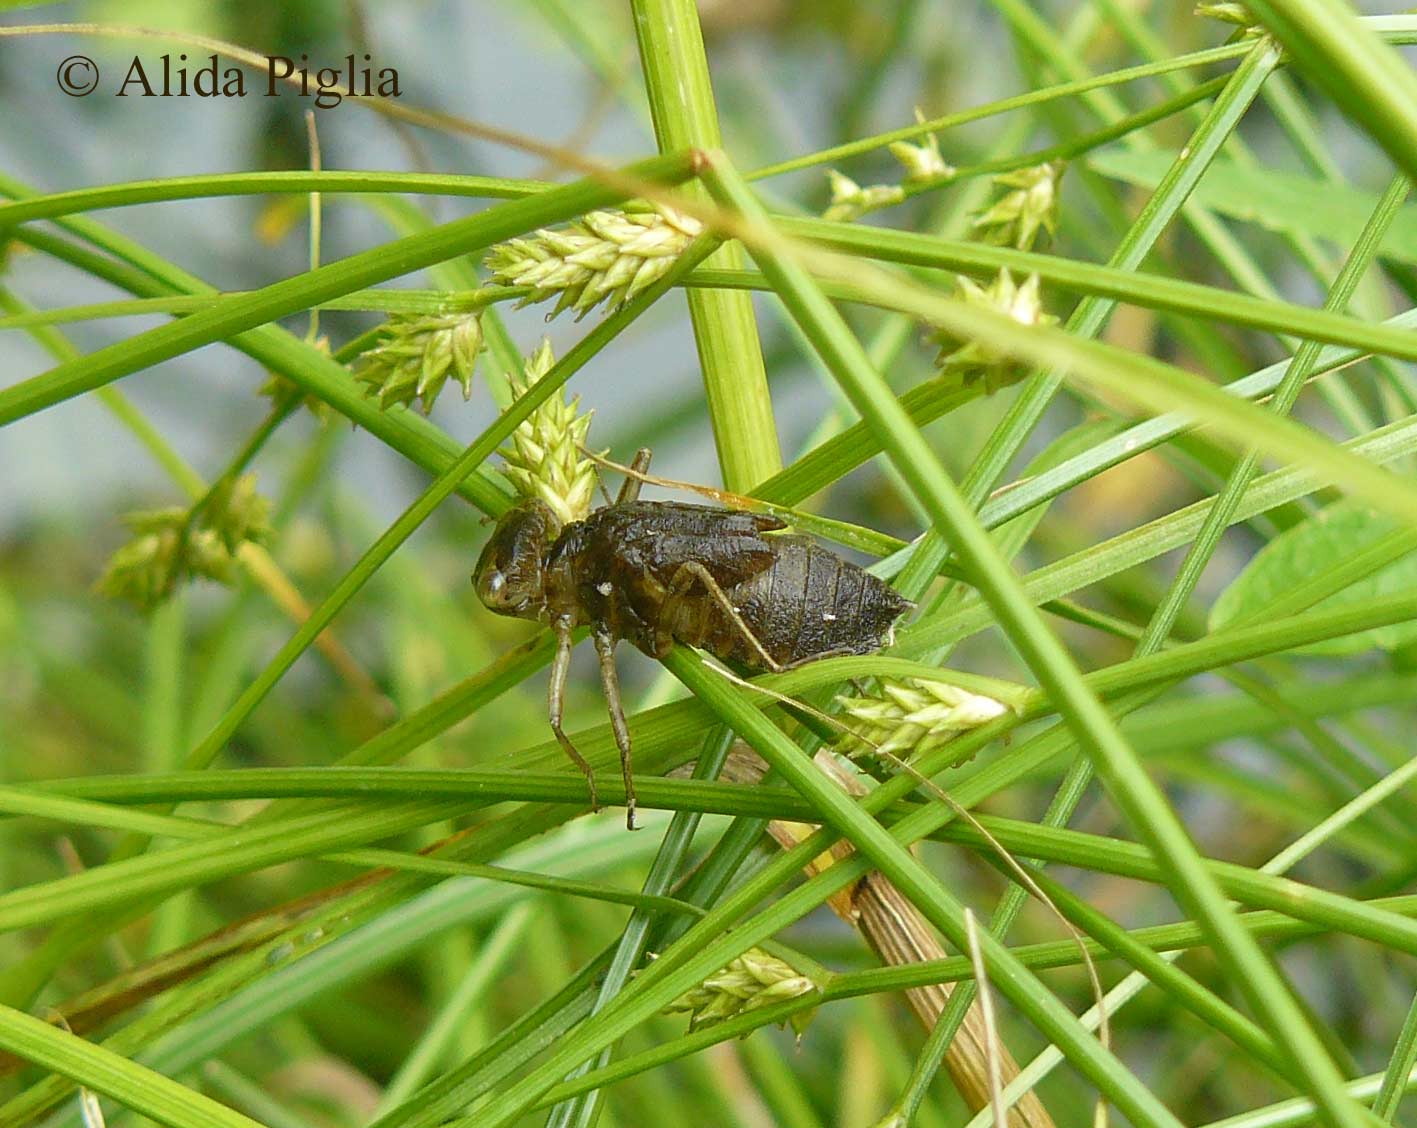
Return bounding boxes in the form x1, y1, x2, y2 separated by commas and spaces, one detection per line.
677, 537, 910, 670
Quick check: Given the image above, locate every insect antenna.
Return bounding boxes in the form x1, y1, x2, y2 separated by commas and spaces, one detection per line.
580, 447, 766, 512
700, 659, 1112, 1068
592, 465, 616, 509
700, 659, 867, 745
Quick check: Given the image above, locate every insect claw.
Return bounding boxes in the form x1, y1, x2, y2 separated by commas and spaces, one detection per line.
625, 800, 638, 831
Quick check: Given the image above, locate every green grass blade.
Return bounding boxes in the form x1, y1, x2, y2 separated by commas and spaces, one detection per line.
699, 150, 1376, 1127
631, 0, 780, 489
1247, 1, 1417, 181
0, 1003, 265, 1128
0, 152, 694, 427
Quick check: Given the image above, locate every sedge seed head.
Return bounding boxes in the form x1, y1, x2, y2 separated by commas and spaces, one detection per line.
1195, 2, 1260, 31
835, 677, 1012, 761
972, 160, 1064, 251
888, 112, 954, 188
664, 948, 820, 1036
930, 269, 1055, 393
96, 473, 273, 611
485, 207, 702, 320
498, 339, 602, 526
205, 473, 274, 554
353, 312, 484, 414
822, 169, 906, 222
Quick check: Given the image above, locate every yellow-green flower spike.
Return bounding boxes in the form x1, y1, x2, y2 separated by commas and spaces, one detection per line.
205, 473, 274, 554
824, 112, 951, 222
353, 312, 484, 414
485, 207, 702, 320
836, 677, 1011, 761
972, 160, 1065, 251
96, 511, 233, 611
931, 269, 1056, 393
95, 473, 274, 611
664, 948, 820, 1037
498, 339, 602, 526
1196, 2, 1260, 31
888, 115, 954, 189
822, 169, 905, 223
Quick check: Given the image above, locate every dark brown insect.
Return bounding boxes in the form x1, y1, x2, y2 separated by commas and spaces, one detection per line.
473, 449, 911, 828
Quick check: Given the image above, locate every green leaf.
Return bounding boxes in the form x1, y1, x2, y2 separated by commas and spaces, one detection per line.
1088, 149, 1417, 265
1210, 500, 1417, 656
0, 1003, 263, 1128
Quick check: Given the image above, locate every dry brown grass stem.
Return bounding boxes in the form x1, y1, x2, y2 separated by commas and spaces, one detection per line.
724, 746, 1056, 1127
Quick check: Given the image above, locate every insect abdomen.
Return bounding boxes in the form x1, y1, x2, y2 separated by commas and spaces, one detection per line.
692, 538, 910, 669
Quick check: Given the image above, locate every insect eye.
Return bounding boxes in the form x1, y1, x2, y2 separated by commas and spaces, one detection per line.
474, 568, 512, 610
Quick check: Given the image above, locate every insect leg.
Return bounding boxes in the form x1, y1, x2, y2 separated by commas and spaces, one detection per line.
781, 645, 858, 671
592, 626, 638, 829
549, 618, 599, 812
669, 562, 784, 673
614, 447, 653, 504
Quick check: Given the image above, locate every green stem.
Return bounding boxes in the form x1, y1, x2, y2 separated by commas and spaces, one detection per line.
630, 0, 780, 489
1247, 2, 1417, 181
1374, 990, 1417, 1121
